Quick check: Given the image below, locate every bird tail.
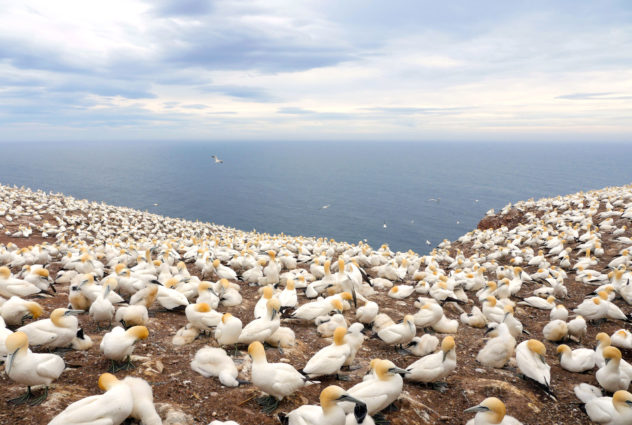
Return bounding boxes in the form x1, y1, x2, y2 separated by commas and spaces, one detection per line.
278, 413, 289, 425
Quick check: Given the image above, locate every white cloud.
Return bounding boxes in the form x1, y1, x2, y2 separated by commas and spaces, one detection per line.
0, 0, 630, 141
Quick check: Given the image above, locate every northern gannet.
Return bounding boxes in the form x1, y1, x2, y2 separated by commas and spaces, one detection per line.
278, 385, 367, 425
114, 304, 149, 327
0, 296, 43, 326
516, 339, 553, 395
303, 327, 351, 378
573, 296, 609, 321
5, 331, 65, 405
556, 344, 595, 373
214, 312, 242, 348
404, 334, 439, 357
517, 295, 556, 310
253, 286, 275, 319
340, 359, 407, 415
476, 323, 516, 369
611, 329, 632, 349
577, 388, 632, 425
596, 347, 631, 393
355, 300, 378, 324
376, 314, 416, 352
0, 266, 42, 298
191, 346, 240, 387
405, 336, 456, 390
290, 298, 344, 322
48, 373, 134, 425
279, 278, 298, 308
464, 397, 523, 425
100, 325, 149, 371
248, 341, 314, 412
542, 319, 568, 342
185, 302, 222, 331
238, 298, 281, 344
17, 307, 81, 349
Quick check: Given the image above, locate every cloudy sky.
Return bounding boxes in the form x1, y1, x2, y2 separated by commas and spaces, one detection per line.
1, 0, 630, 142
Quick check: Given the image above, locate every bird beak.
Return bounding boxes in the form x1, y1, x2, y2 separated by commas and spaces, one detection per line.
351, 288, 357, 309
389, 367, 410, 375
605, 358, 610, 365
6, 347, 19, 375
79, 279, 88, 287
65, 310, 83, 316
443, 351, 449, 361
464, 405, 489, 413
337, 394, 365, 405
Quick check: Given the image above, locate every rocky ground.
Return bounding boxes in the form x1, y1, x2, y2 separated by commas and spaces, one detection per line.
0, 187, 631, 425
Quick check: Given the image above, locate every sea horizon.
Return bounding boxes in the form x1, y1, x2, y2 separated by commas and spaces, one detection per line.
1, 140, 631, 254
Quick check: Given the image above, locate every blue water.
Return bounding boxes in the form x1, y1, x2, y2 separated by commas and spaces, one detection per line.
0, 141, 631, 254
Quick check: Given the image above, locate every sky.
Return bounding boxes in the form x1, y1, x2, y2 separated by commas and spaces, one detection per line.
0, 0, 631, 142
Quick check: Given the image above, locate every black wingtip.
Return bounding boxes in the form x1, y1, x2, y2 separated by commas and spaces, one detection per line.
278, 413, 289, 425
445, 297, 465, 305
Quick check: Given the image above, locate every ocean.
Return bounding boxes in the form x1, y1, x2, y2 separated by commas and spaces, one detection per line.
1, 141, 630, 254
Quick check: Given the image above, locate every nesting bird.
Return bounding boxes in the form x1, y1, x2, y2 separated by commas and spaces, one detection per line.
516, 339, 553, 397
303, 327, 351, 379
464, 397, 523, 425
405, 336, 456, 390
100, 325, 149, 371
191, 346, 241, 387
278, 385, 367, 425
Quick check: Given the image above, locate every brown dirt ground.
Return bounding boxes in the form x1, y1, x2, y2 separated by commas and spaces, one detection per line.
0, 199, 631, 425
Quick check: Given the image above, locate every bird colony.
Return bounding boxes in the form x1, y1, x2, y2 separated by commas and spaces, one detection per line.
0, 182, 632, 425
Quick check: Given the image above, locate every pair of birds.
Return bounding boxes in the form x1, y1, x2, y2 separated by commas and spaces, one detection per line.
48, 373, 162, 425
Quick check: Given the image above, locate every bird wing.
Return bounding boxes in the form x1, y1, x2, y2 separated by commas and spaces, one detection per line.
18, 321, 58, 346
270, 367, 305, 394
287, 405, 322, 425
585, 397, 616, 423
407, 351, 442, 371
378, 325, 405, 344
304, 346, 349, 374
36, 354, 65, 379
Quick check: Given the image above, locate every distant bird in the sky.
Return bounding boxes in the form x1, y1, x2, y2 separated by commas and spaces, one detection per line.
427, 198, 440, 203
383, 221, 387, 229
320, 205, 330, 210
426, 240, 431, 245
474, 199, 479, 203
211, 155, 223, 164
456, 221, 460, 224
153, 203, 159, 206
410, 220, 415, 224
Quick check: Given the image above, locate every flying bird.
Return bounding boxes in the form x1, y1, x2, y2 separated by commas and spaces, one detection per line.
383, 221, 387, 229
320, 205, 330, 210
211, 155, 223, 164
427, 198, 440, 203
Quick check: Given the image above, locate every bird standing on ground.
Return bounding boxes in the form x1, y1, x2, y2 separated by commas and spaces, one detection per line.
4, 331, 65, 405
